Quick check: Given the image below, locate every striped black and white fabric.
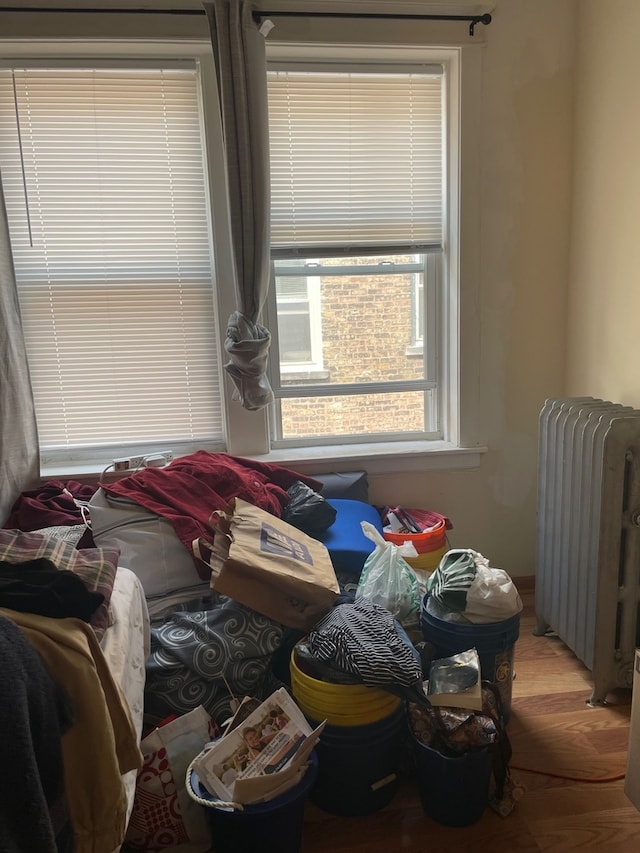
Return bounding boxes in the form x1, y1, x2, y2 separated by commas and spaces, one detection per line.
307, 597, 423, 690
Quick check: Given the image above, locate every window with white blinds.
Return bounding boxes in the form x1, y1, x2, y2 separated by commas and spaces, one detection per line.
267, 64, 444, 257
0, 65, 223, 455
264, 56, 446, 446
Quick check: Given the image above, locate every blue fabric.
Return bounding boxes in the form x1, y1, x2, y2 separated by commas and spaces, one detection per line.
313, 499, 383, 578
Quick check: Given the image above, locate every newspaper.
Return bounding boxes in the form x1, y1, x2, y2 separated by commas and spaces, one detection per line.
192, 687, 324, 805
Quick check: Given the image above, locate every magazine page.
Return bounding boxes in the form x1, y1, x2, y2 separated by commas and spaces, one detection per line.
222, 696, 263, 737
192, 687, 320, 802
233, 722, 324, 805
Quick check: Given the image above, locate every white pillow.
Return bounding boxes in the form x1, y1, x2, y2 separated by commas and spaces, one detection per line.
88, 488, 209, 612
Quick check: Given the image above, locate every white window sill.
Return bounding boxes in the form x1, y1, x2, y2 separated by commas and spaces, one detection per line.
259, 441, 487, 476
40, 441, 487, 481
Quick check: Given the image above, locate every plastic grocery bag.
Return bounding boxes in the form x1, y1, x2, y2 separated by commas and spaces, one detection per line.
281, 480, 337, 534
355, 521, 421, 627
427, 548, 522, 624
464, 557, 523, 623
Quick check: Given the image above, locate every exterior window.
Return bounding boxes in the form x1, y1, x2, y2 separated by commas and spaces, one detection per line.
275, 262, 323, 375
413, 271, 425, 347
266, 53, 446, 446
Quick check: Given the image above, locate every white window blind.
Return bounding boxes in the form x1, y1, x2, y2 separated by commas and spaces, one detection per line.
267, 64, 443, 255
0, 66, 222, 453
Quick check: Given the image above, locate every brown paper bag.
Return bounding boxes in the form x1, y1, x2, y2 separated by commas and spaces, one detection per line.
193, 498, 340, 631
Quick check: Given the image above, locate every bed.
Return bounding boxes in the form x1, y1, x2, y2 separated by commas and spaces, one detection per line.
101, 565, 150, 843
0, 500, 150, 853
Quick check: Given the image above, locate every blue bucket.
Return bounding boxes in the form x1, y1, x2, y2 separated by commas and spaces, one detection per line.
189, 752, 318, 853
412, 736, 491, 826
308, 704, 407, 816
420, 596, 520, 719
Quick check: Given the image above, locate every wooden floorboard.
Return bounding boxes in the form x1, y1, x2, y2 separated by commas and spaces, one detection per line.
297, 584, 640, 851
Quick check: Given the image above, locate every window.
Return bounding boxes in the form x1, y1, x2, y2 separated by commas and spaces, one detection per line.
275, 261, 324, 376
0, 37, 480, 472
0, 60, 224, 463
265, 49, 450, 447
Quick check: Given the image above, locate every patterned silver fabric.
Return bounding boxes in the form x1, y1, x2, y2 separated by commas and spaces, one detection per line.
144, 591, 284, 727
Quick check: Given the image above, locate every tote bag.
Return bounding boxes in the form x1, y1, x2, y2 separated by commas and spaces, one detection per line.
193, 498, 340, 631
125, 706, 219, 853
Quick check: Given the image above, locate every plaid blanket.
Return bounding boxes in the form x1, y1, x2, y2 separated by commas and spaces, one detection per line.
0, 529, 118, 639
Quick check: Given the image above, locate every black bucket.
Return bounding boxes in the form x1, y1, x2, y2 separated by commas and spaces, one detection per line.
309, 704, 407, 816
190, 752, 318, 853
412, 736, 492, 826
420, 596, 520, 719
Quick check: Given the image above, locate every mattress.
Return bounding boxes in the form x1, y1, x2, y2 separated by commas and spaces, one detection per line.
101, 566, 150, 833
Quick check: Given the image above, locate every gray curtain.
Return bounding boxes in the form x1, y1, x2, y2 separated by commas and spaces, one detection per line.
0, 171, 39, 524
205, 0, 274, 411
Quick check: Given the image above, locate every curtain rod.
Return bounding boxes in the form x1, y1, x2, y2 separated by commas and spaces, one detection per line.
0, 6, 492, 36
253, 11, 492, 37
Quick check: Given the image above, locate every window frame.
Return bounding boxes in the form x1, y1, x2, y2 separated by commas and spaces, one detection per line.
260, 41, 482, 462
267, 251, 440, 447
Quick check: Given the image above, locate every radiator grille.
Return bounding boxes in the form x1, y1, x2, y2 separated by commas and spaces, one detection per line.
535, 397, 640, 704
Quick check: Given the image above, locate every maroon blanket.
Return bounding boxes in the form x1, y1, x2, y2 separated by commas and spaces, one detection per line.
3, 480, 97, 547
100, 451, 321, 560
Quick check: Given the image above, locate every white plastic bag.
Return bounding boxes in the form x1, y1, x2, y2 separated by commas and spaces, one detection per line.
355, 521, 421, 627
464, 557, 523, 623
427, 548, 522, 624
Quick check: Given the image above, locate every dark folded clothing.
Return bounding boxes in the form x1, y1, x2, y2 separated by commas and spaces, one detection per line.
0, 559, 104, 621
0, 616, 74, 853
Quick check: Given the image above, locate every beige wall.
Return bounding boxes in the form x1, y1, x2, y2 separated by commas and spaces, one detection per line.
566, 0, 640, 405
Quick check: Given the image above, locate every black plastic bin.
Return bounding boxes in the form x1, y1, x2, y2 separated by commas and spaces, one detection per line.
412, 736, 492, 827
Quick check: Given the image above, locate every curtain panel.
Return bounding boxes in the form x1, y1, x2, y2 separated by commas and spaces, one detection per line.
205, 0, 274, 411
0, 171, 39, 523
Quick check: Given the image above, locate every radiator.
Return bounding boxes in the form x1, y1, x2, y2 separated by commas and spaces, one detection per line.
535, 396, 640, 704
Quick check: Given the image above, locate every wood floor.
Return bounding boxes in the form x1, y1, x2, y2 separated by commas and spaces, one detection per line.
300, 579, 640, 852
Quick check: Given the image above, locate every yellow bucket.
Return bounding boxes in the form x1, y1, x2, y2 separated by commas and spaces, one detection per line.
291, 673, 399, 716
404, 542, 447, 572
290, 650, 401, 727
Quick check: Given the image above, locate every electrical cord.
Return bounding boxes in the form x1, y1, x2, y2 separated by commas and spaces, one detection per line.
98, 462, 115, 485
510, 764, 626, 783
